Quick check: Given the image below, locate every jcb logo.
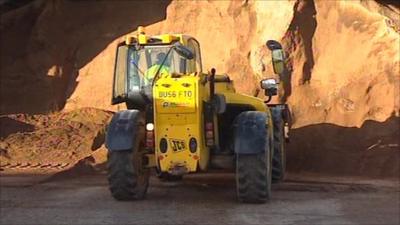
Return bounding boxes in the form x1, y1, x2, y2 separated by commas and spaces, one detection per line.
169, 139, 186, 152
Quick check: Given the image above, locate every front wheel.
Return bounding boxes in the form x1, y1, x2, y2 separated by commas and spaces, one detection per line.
236, 150, 272, 203
107, 150, 149, 201
272, 121, 286, 182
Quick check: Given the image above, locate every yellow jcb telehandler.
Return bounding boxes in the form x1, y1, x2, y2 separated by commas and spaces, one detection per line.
105, 27, 290, 203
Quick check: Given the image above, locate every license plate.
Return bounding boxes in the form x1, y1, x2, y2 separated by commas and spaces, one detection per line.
155, 81, 196, 113
158, 91, 193, 98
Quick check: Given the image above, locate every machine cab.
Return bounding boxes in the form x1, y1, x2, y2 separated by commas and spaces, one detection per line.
111, 28, 203, 108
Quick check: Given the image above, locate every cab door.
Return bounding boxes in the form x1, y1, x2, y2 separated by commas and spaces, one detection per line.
112, 45, 128, 105
186, 39, 202, 74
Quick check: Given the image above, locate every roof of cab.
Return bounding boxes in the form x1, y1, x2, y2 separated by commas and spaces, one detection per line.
125, 26, 193, 46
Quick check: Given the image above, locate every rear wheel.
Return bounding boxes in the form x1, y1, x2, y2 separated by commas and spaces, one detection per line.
107, 148, 149, 200
236, 149, 272, 203
272, 117, 286, 182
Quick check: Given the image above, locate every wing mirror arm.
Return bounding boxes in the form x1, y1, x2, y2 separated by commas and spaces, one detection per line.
264, 95, 272, 104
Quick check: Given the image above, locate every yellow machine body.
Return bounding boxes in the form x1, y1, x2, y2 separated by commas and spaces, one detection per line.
152, 73, 272, 174
123, 28, 273, 174
153, 74, 209, 173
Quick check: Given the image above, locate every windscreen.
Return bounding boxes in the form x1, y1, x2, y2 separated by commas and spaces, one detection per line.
127, 45, 194, 92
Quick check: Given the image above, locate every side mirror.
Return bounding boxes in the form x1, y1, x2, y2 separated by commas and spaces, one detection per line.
211, 94, 226, 114
174, 43, 194, 60
266, 40, 285, 75
260, 78, 278, 97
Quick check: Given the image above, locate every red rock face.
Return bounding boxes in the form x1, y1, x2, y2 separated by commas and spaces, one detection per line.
0, 0, 398, 177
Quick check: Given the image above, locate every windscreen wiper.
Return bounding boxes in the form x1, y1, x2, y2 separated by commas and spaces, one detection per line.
151, 46, 174, 87
129, 55, 145, 77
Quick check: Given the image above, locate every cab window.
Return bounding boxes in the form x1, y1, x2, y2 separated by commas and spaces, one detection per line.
186, 39, 202, 74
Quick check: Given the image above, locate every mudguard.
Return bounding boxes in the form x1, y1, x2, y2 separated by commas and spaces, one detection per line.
234, 111, 269, 154
105, 110, 143, 151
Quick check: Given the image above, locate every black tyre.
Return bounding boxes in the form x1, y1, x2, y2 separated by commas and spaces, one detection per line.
272, 113, 286, 182
107, 149, 149, 201
236, 150, 272, 203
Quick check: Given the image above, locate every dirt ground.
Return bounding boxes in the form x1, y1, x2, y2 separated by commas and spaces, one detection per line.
0, 171, 399, 225
0, 108, 111, 169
